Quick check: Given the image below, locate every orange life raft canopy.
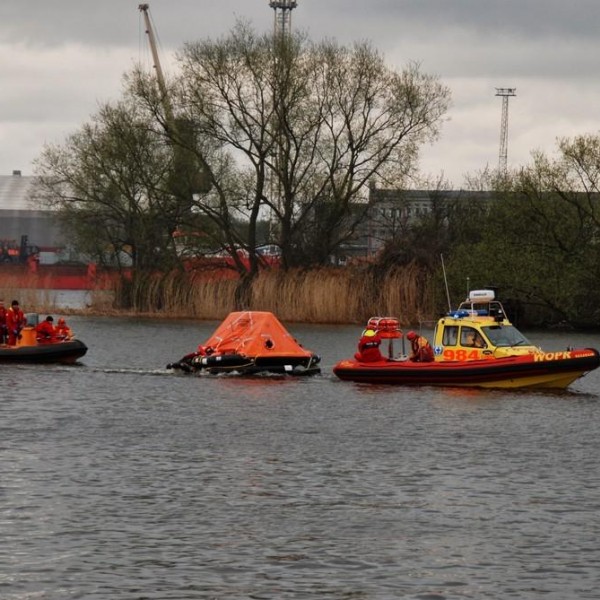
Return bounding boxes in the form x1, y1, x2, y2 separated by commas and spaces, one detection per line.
203, 311, 314, 358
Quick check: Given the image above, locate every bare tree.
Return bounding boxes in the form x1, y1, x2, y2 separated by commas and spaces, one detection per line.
174, 24, 450, 273
36, 22, 451, 310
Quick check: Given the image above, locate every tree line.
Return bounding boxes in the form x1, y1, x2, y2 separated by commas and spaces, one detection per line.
32, 23, 600, 327
379, 138, 600, 328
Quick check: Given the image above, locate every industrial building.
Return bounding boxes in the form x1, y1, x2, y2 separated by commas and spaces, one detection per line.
0, 171, 66, 263
2, 170, 496, 267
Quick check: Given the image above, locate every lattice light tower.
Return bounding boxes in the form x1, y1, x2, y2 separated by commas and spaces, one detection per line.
495, 88, 516, 174
269, 0, 297, 39
267, 0, 297, 233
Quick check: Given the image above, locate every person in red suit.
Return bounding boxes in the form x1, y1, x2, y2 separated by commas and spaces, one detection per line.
55, 318, 73, 340
36, 316, 57, 342
406, 331, 435, 362
6, 300, 26, 346
354, 329, 383, 363
0, 299, 7, 344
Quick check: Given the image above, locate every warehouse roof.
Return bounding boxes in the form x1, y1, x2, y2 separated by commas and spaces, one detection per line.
0, 172, 38, 210
0, 171, 45, 210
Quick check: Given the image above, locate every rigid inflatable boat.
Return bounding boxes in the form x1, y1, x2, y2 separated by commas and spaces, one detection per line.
167, 311, 321, 376
0, 320, 87, 365
333, 290, 600, 390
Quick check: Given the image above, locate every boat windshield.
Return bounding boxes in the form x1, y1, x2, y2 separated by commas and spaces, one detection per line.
481, 325, 532, 347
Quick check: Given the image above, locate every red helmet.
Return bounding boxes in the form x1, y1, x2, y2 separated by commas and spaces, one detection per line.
406, 331, 417, 341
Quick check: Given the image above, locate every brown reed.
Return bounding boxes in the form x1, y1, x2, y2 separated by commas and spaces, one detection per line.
1, 263, 438, 324
132, 263, 437, 324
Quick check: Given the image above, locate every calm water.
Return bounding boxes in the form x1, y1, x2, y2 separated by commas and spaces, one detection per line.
1, 316, 600, 599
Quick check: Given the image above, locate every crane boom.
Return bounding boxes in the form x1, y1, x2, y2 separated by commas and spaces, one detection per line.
138, 3, 173, 122
137, 3, 210, 195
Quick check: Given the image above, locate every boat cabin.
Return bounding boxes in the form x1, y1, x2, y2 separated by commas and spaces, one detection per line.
432, 290, 538, 361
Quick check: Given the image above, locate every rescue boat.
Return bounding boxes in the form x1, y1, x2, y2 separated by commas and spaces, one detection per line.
0, 318, 87, 365
333, 290, 600, 389
167, 311, 321, 376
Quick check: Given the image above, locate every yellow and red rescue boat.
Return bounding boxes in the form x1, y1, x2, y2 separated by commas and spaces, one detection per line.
333, 290, 600, 389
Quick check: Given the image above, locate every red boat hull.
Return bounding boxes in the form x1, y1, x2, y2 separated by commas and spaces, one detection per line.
333, 348, 600, 389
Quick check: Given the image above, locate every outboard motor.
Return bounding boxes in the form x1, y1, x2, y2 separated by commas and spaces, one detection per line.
25, 313, 39, 327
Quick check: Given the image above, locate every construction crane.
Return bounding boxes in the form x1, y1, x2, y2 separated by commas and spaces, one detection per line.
138, 4, 172, 121
495, 87, 516, 174
138, 4, 210, 194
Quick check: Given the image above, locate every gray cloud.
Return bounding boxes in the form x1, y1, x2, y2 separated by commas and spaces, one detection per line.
1, 0, 599, 186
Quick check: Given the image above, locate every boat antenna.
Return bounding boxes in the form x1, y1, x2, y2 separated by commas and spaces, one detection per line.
440, 254, 452, 312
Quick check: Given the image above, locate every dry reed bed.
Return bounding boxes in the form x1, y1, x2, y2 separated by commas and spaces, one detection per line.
116, 265, 436, 324
2, 264, 437, 324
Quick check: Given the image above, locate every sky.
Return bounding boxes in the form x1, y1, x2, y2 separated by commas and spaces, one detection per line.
1, 0, 599, 188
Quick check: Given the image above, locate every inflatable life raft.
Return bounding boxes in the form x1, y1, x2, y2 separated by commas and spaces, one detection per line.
168, 311, 321, 376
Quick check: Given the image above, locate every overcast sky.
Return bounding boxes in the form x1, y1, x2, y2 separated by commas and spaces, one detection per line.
1, 0, 599, 188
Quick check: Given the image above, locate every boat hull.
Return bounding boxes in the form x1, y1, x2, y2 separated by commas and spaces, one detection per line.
333, 348, 600, 390
0, 339, 88, 365
192, 353, 321, 376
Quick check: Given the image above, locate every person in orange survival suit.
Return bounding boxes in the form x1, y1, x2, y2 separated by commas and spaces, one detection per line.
406, 330, 435, 362
36, 316, 57, 342
6, 300, 26, 345
55, 317, 73, 340
354, 328, 383, 363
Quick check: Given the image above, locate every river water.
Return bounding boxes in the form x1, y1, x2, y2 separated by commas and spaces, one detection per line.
1, 316, 600, 599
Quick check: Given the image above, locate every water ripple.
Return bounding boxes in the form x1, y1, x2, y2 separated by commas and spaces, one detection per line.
1, 318, 599, 598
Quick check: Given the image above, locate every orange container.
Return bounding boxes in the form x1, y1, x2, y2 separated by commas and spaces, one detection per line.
367, 316, 402, 338
19, 327, 37, 346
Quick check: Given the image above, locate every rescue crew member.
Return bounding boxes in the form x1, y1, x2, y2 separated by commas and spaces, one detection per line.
354, 329, 383, 363
6, 300, 26, 346
36, 315, 57, 342
56, 317, 73, 340
465, 330, 485, 348
0, 299, 7, 344
406, 331, 434, 362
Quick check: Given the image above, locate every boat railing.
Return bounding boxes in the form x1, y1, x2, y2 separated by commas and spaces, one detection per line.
453, 300, 507, 322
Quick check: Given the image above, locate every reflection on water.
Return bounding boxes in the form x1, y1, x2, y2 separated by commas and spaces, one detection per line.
0, 317, 599, 599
